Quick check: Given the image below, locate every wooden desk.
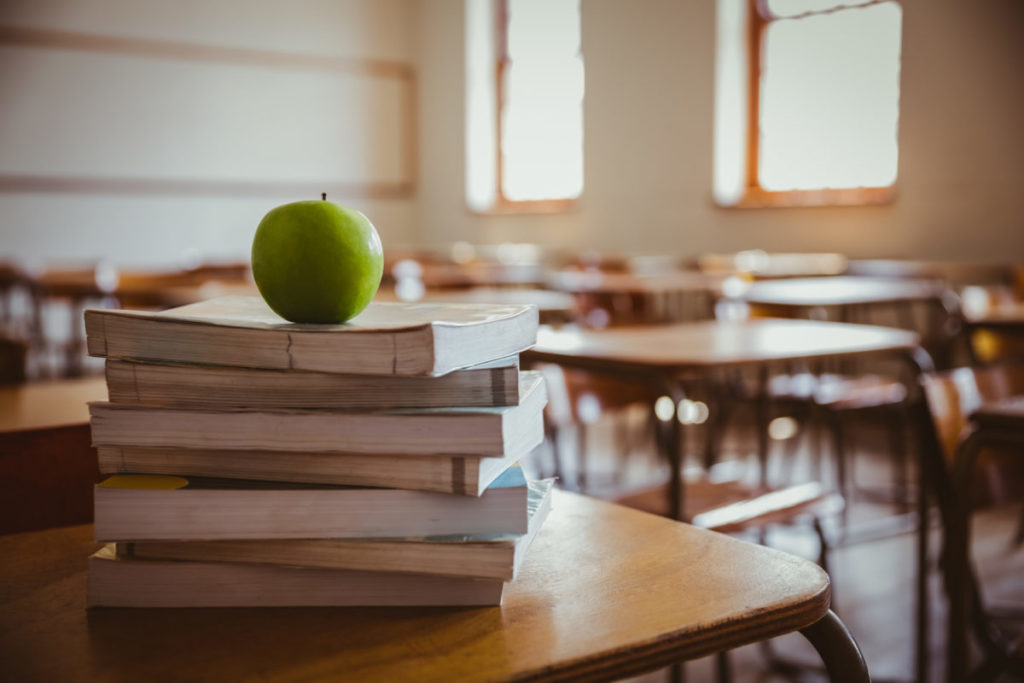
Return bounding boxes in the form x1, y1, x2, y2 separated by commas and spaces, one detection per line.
697, 252, 848, 280
0, 377, 106, 534
545, 271, 724, 325
525, 319, 920, 515
405, 288, 575, 326
962, 303, 1024, 363
525, 319, 929, 679
0, 491, 867, 682
945, 396, 1024, 682
736, 276, 946, 315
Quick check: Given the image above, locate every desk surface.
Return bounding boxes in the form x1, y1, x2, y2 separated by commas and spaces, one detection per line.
737, 276, 945, 308
971, 395, 1024, 430
0, 491, 831, 682
526, 319, 920, 374
0, 377, 107, 434
547, 270, 723, 294
963, 302, 1024, 328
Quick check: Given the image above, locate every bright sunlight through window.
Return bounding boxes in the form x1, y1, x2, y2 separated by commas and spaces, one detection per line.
714, 0, 902, 205
466, 0, 584, 211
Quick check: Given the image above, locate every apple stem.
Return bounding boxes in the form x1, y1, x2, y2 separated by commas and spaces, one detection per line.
321, 192, 327, 201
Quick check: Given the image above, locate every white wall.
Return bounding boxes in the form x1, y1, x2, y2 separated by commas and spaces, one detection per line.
0, 0, 418, 268
2, 0, 1021, 268
414, 0, 1024, 262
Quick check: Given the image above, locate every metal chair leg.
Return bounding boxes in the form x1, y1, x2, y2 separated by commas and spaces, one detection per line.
799, 609, 870, 683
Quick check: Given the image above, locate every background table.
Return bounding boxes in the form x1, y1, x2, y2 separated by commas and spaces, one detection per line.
525, 318, 929, 680
0, 376, 106, 534
0, 491, 867, 682
525, 318, 921, 511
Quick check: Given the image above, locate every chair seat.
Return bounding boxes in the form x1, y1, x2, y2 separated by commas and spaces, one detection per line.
614, 470, 843, 535
767, 372, 907, 410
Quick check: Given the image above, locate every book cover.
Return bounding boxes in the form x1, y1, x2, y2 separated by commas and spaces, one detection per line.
96, 419, 541, 496
89, 372, 546, 457
118, 479, 554, 580
104, 354, 521, 409
85, 296, 539, 376
93, 467, 533, 541
87, 545, 506, 607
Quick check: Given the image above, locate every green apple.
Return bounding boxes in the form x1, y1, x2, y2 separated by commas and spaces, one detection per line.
251, 197, 384, 324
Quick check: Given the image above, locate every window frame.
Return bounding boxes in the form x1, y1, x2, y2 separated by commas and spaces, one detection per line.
733, 0, 899, 208
480, 0, 581, 215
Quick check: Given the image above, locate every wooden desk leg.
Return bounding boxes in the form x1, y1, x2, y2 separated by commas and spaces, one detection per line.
904, 346, 937, 683
665, 383, 686, 522
756, 365, 770, 488
800, 610, 870, 683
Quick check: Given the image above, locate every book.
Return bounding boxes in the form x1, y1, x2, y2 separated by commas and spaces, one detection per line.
117, 479, 554, 580
89, 371, 546, 457
104, 354, 521, 409
85, 296, 539, 377
96, 423, 541, 496
87, 546, 505, 607
93, 467, 533, 541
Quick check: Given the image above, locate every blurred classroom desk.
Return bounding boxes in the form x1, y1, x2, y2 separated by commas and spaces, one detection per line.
697, 252, 848, 280
525, 319, 921, 511
526, 319, 932, 680
962, 302, 1024, 362
545, 270, 724, 325
0, 490, 867, 682
734, 276, 947, 319
0, 377, 106, 534
422, 287, 575, 326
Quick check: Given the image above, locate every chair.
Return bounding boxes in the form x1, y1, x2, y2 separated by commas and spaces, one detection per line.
919, 363, 1024, 682
536, 363, 842, 547
0, 335, 28, 385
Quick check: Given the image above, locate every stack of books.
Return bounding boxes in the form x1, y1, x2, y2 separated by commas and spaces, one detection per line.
82, 296, 551, 607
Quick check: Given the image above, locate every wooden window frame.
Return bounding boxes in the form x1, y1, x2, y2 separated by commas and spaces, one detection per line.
480, 0, 579, 215
734, 0, 898, 208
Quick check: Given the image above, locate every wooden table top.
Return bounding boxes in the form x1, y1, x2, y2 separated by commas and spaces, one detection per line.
963, 302, 1024, 328
0, 377, 107, 435
525, 319, 920, 374
0, 491, 831, 682
386, 287, 575, 314
971, 395, 1024, 430
546, 270, 723, 295
735, 276, 946, 308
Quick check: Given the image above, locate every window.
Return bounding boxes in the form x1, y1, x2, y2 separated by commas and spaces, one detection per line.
714, 0, 903, 207
466, 0, 584, 213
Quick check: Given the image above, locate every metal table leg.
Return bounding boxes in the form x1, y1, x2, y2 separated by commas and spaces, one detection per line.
800, 609, 871, 683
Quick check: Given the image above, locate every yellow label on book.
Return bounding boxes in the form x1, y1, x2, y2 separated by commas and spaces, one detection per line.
98, 474, 189, 490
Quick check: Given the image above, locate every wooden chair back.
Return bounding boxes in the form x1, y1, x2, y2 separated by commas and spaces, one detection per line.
920, 363, 1024, 507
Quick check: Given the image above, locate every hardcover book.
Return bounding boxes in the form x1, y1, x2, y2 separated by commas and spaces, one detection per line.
93, 467, 533, 541
89, 372, 546, 457
85, 296, 539, 376
87, 546, 507, 607
116, 479, 554, 580
104, 355, 521, 409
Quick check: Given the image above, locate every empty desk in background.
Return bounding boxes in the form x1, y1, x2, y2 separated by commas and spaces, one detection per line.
524, 318, 937, 681
545, 270, 724, 325
0, 491, 868, 682
0, 377, 107, 534
735, 276, 948, 322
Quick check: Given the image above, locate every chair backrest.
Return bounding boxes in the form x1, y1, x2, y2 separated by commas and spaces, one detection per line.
920, 363, 1024, 508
